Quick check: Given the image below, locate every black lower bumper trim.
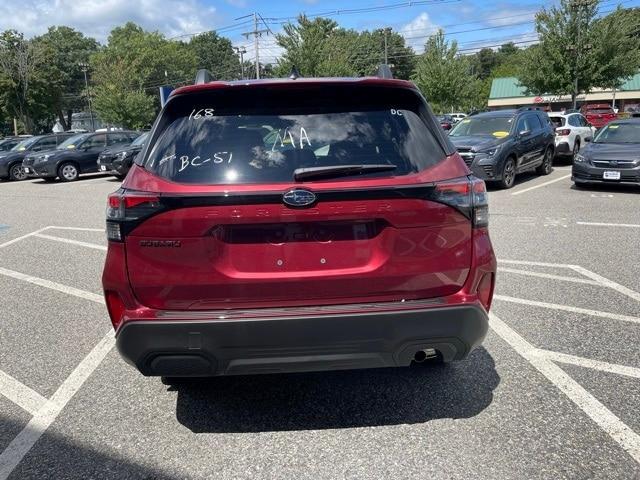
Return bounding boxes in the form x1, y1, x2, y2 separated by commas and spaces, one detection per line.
116, 304, 489, 377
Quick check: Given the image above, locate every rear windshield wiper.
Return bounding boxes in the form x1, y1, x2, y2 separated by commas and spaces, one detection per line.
293, 164, 397, 181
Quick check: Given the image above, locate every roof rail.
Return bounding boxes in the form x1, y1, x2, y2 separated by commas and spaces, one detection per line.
195, 69, 213, 85
376, 64, 393, 79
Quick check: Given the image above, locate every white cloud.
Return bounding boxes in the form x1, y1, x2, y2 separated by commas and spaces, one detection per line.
0, 0, 222, 42
399, 12, 439, 53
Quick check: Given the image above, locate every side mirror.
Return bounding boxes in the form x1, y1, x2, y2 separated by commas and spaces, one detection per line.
584, 137, 592, 143
519, 130, 531, 137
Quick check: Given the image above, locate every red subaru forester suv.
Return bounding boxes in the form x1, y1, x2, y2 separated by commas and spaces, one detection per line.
102, 72, 496, 380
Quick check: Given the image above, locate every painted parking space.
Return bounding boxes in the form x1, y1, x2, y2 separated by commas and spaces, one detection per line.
0, 174, 638, 478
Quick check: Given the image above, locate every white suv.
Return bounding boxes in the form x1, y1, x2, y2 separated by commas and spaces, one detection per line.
548, 112, 596, 160
450, 113, 467, 124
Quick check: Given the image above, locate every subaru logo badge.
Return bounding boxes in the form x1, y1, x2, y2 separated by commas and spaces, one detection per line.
283, 188, 316, 207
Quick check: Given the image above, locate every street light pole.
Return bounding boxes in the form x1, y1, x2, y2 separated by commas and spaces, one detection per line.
79, 62, 95, 132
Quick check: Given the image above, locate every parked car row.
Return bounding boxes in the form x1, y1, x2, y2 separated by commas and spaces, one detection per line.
0, 130, 146, 182
445, 106, 639, 190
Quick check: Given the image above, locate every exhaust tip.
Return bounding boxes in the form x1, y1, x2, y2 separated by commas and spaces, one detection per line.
413, 348, 438, 363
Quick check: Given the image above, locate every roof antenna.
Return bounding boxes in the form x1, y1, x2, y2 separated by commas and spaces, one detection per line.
289, 66, 301, 80
195, 69, 213, 85
376, 64, 393, 79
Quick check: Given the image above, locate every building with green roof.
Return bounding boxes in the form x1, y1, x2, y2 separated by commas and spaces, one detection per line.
488, 74, 640, 114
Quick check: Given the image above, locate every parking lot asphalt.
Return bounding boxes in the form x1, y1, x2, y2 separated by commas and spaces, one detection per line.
0, 168, 638, 479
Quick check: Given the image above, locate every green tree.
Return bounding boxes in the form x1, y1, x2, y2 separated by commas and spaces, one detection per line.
0, 30, 51, 133
90, 22, 197, 128
275, 16, 415, 79
412, 30, 474, 113
470, 48, 499, 80
518, 0, 640, 108
275, 16, 340, 77
590, 6, 640, 93
33, 26, 99, 130
189, 31, 240, 80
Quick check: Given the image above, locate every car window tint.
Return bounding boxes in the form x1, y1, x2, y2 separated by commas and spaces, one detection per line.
516, 116, 530, 133
530, 114, 543, 131
107, 133, 129, 146
579, 115, 588, 127
145, 86, 446, 185
84, 134, 106, 149
33, 137, 57, 151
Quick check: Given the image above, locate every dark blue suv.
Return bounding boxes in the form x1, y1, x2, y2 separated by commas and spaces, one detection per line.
449, 108, 555, 189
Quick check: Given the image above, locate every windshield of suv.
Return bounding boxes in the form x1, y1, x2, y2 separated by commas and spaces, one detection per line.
145, 86, 445, 184
11, 136, 40, 151
593, 123, 640, 144
131, 132, 148, 147
449, 116, 513, 138
57, 133, 90, 149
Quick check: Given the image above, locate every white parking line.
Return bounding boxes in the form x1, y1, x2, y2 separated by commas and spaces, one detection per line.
493, 294, 640, 325
0, 331, 115, 480
47, 226, 104, 232
576, 222, 640, 229
0, 267, 103, 304
499, 259, 577, 269
0, 370, 47, 416
35, 233, 106, 252
535, 350, 640, 380
0, 228, 49, 250
499, 267, 600, 286
511, 174, 571, 196
489, 313, 640, 464
569, 265, 640, 304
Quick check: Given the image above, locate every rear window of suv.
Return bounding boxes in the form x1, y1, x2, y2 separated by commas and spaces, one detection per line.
144, 85, 446, 184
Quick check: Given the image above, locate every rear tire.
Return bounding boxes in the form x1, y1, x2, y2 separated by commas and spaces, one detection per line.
8, 163, 27, 181
536, 148, 553, 175
498, 157, 516, 189
58, 162, 79, 182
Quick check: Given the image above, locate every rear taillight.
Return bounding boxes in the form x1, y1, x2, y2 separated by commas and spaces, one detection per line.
106, 189, 162, 241
556, 129, 571, 136
432, 176, 488, 228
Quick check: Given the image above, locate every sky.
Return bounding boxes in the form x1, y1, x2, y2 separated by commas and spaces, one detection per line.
0, 0, 637, 63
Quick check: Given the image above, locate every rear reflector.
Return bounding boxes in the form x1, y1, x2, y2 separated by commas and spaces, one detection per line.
105, 290, 126, 329
477, 272, 494, 311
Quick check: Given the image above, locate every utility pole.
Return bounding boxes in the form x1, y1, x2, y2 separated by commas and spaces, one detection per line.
79, 62, 95, 132
240, 12, 270, 79
383, 27, 392, 64
234, 46, 247, 80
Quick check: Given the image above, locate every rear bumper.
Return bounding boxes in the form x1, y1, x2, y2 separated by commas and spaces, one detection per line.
116, 303, 489, 377
554, 141, 571, 155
